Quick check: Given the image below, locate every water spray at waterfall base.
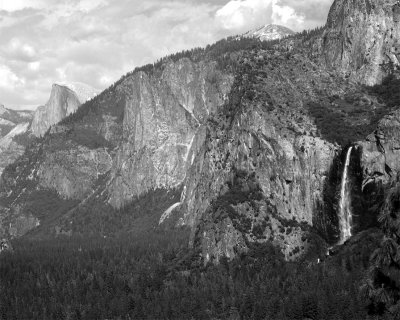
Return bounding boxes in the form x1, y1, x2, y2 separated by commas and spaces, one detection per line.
338, 147, 353, 244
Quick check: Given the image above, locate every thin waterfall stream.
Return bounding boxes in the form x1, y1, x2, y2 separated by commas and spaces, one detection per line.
338, 147, 353, 244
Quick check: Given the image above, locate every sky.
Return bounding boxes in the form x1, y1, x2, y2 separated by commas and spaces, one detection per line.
0, 0, 333, 110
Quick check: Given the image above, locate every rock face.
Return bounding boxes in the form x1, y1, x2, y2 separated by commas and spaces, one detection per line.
359, 109, 400, 188
243, 24, 295, 41
323, 0, 400, 85
38, 146, 113, 200
108, 59, 233, 208
31, 84, 82, 137
177, 50, 349, 262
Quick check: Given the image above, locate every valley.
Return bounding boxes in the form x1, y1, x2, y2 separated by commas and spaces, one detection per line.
1, 0, 400, 318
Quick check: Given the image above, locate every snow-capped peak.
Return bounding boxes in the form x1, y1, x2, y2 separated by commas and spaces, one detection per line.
243, 24, 295, 41
55, 81, 99, 104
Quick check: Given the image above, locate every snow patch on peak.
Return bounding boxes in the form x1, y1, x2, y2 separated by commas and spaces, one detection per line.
55, 82, 99, 104
243, 24, 295, 41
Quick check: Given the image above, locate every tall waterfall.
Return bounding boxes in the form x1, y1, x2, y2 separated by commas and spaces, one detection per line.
338, 147, 353, 244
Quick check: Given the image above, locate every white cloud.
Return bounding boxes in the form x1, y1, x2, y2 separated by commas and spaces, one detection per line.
100, 75, 112, 86
216, 0, 273, 30
28, 61, 40, 71
216, 0, 310, 32
76, 0, 108, 12
0, 64, 25, 89
0, 0, 45, 12
271, 0, 304, 29
5, 38, 37, 62
0, 0, 331, 108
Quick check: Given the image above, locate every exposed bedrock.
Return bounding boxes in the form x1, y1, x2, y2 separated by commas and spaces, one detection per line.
323, 0, 400, 85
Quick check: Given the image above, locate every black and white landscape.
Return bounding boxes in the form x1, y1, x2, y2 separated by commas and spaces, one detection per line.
1, 0, 400, 319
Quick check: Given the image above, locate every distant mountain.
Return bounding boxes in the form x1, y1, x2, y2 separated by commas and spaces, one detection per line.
243, 24, 295, 41
0, 82, 97, 174
31, 83, 98, 137
0, 105, 34, 175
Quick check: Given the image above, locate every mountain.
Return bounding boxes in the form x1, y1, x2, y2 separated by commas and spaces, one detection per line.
243, 24, 295, 41
0, 105, 34, 175
31, 83, 98, 137
0, 0, 399, 268
323, 0, 400, 85
0, 83, 96, 175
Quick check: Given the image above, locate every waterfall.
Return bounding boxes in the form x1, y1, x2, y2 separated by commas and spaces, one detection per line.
338, 147, 353, 244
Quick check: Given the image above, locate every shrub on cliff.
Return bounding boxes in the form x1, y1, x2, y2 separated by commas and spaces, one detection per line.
369, 74, 400, 109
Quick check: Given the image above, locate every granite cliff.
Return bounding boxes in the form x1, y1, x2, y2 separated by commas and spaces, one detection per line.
1, 0, 399, 263
323, 0, 400, 85
31, 83, 97, 137
0, 83, 96, 176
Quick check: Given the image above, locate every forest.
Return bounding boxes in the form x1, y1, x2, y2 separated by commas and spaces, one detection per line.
0, 226, 390, 320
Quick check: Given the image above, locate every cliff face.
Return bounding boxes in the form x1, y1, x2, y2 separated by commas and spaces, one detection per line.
176, 50, 350, 262
108, 59, 233, 208
0, 58, 233, 238
359, 109, 400, 188
323, 0, 400, 85
31, 85, 82, 137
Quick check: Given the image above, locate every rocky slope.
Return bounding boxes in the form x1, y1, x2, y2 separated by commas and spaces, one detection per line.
0, 0, 399, 263
323, 0, 400, 85
243, 24, 295, 41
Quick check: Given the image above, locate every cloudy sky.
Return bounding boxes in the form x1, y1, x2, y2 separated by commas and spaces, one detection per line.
0, 0, 333, 110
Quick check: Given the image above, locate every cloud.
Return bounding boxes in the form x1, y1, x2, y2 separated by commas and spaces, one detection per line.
272, 0, 305, 30
2, 38, 37, 62
216, 0, 330, 32
0, 64, 25, 88
276, 0, 332, 29
0, 0, 46, 12
0, 0, 333, 109
216, 0, 273, 30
